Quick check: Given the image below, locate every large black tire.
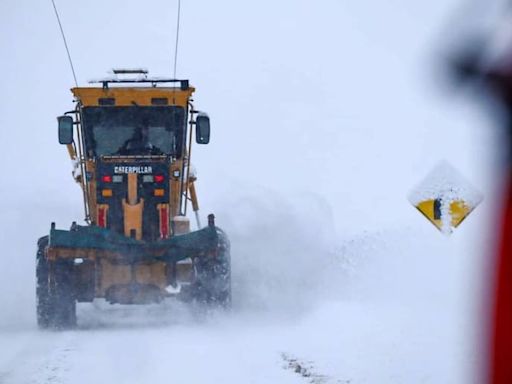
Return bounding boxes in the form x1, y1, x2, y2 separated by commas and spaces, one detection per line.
36, 237, 76, 329
36, 236, 51, 328
192, 230, 232, 308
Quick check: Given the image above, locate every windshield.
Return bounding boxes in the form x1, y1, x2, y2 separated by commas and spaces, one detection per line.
82, 106, 185, 157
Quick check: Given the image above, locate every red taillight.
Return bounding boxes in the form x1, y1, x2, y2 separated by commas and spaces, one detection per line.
98, 206, 107, 228
102, 175, 112, 183
154, 175, 165, 183
159, 205, 169, 238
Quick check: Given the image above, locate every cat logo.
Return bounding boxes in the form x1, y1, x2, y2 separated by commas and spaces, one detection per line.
114, 166, 153, 174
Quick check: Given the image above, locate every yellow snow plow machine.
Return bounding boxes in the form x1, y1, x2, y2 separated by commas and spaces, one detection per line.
36, 69, 230, 329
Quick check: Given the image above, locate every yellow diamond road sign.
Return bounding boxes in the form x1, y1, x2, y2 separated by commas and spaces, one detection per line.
409, 162, 483, 234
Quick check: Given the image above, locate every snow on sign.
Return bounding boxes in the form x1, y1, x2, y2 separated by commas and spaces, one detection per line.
409, 162, 483, 234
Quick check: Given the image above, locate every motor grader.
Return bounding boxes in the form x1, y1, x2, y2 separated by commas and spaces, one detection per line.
36, 69, 230, 329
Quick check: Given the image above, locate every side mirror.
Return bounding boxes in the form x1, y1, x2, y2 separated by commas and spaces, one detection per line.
195, 113, 210, 144
58, 116, 74, 145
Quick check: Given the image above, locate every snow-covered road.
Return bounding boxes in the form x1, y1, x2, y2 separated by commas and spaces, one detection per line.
0, 297, 476, 384
0, 224, 485, 384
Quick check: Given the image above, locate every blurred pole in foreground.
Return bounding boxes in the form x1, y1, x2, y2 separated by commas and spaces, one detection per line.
447, 3, 512, 381
493, 182, 512, 383
487, 61, 512, 384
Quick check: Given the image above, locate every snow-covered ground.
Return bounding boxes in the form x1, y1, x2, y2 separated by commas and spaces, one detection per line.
0, 298, 474, 384
0, 0, 506, 383
0, 201, 493, 383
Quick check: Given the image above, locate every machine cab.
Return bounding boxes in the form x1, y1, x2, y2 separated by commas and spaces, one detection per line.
57, 69, 210, 241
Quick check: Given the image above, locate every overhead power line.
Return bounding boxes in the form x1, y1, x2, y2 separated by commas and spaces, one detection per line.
50, 0, 79, 87
173, 0, 182, 79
